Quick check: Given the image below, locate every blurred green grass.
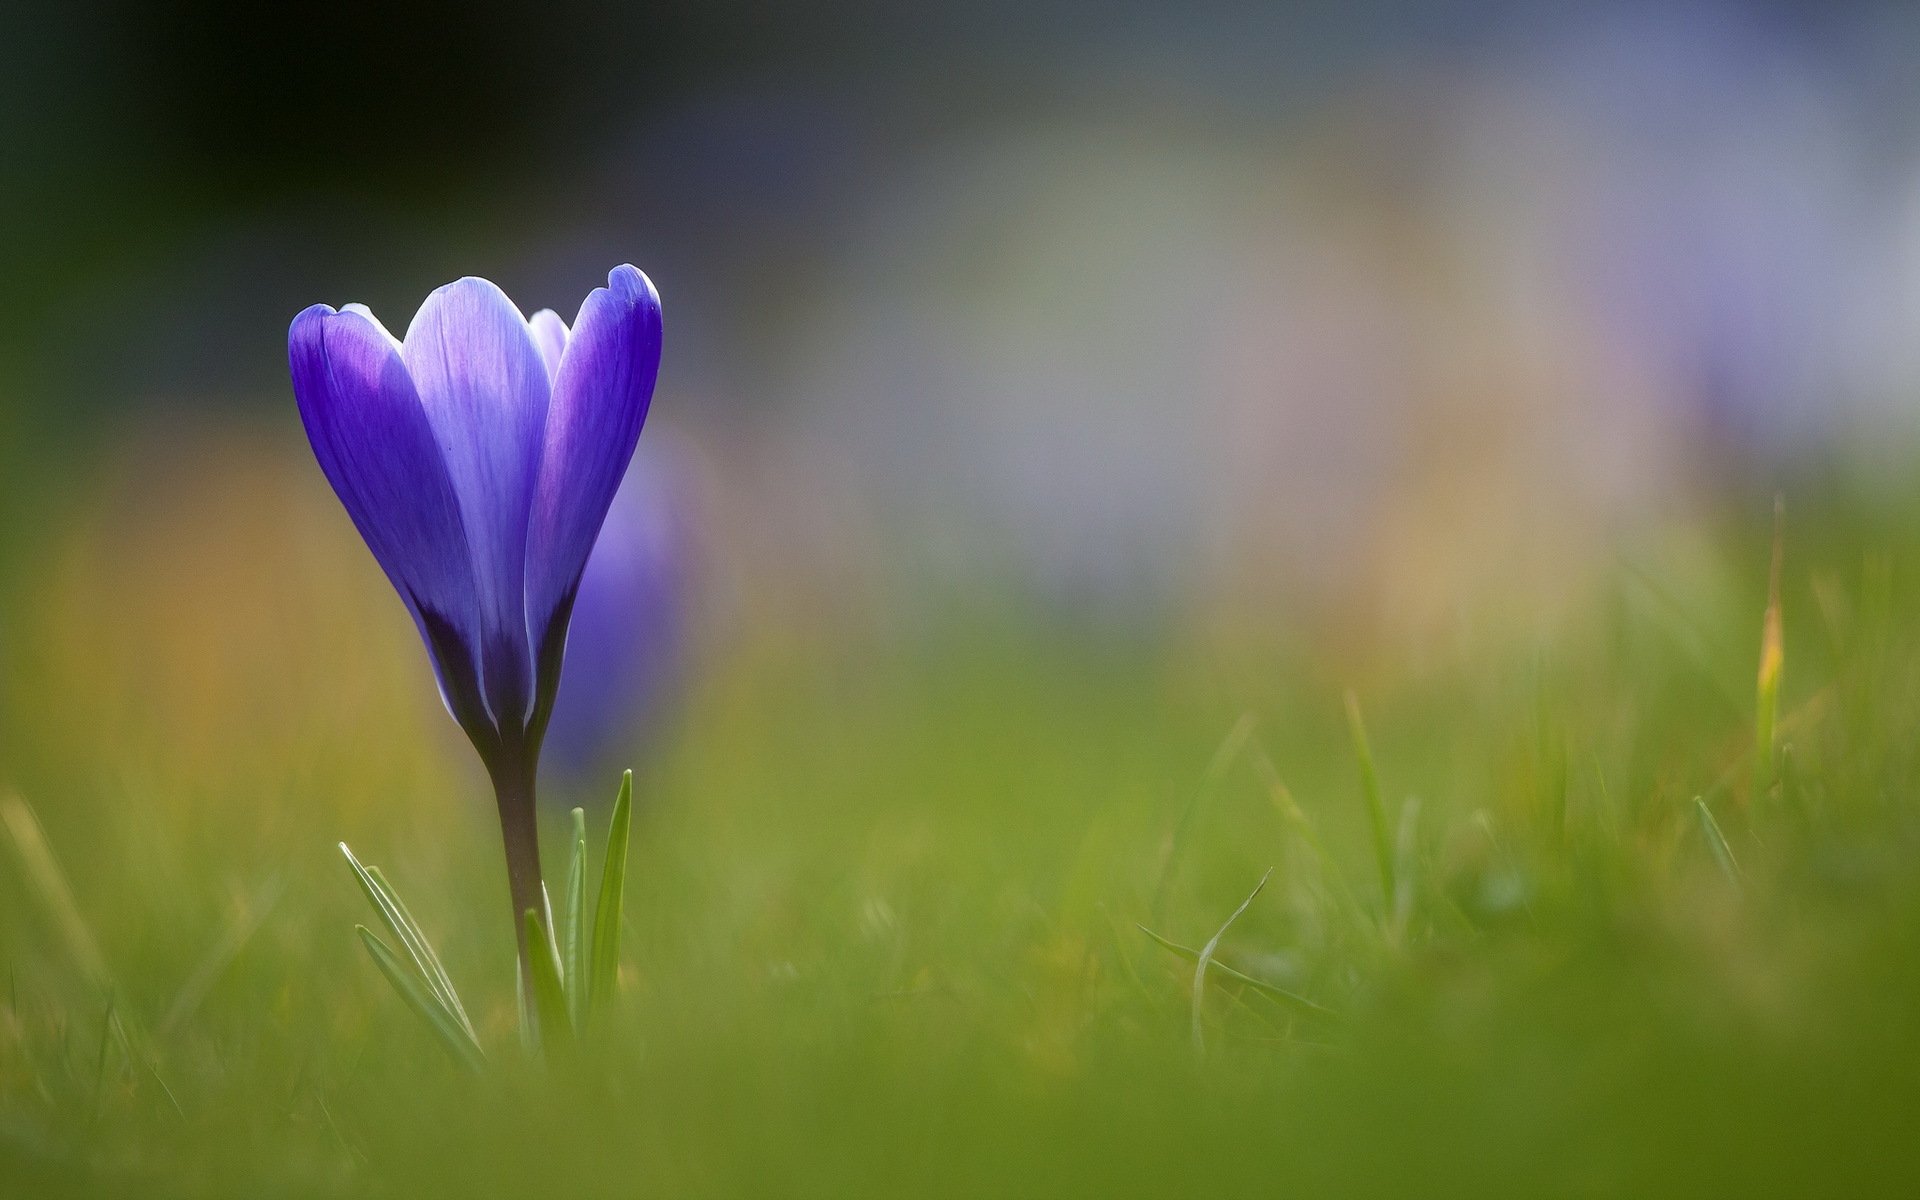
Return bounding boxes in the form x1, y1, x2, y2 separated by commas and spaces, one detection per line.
6, 441, 1920, 1196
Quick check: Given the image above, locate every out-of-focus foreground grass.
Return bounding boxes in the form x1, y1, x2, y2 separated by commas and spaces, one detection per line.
5, 432, 1920, 1197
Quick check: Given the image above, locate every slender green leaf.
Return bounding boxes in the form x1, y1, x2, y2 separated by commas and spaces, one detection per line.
515, 961, 535, 1055
589, 770, 635, 1015
1191, 868, 1273, 1053
541, 879, 560, 983
339, 844, 473, 1038
1136, 924, 1334, 1015
1, 792, 180, 1115
524, 908, 571, 1052
365, 864, 474, 1039
1345, 694, 1395, 912
563, 807, 589, 1030
2, 792, 112, 990
90, 996, 118, 1121
1390, 796, 1421, 942
355, 927, 483, 1071
1695, 797, 1742, 886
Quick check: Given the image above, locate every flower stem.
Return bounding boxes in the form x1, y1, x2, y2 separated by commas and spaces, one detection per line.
490, 754, 545, 1003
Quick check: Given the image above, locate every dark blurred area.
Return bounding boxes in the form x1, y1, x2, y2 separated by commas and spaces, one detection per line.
2, 0, 886, 416
8, 0, 1920, 643
0, 0, 1705, 417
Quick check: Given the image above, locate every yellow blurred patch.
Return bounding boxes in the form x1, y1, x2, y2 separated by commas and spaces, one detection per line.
6, 420, 461, 833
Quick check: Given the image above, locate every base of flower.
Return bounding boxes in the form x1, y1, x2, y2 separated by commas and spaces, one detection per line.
343, 769, 636, 1063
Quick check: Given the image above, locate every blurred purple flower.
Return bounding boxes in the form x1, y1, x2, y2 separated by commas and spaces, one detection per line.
288, 265, 662, 966
542, 437, 692, 788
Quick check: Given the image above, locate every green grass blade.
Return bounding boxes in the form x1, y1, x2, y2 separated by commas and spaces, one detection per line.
364, 864, 474, 1039
563, 806, 589, 1030
339, 844, 473, 1038
355, 926, 483, 1071
515, 962, 535, 1055
524, 908, 571, 1052
2, 792, 113, 992
1390, 796, 1421, 942
0, 791, 180, 1109
589, 770, 635, 1015
1695, 797, 1742, 886
1345, 694, 1395, 912
90, 996, 119, 1121
1191, 867, 1273, 1053
1136, 924, 1334, 1014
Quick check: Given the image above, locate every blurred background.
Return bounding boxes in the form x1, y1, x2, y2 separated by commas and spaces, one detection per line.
11, 2, 1920, 618
6, 0, 1920, 797
11, 0, 1920, 820
0, 0, 1916, 817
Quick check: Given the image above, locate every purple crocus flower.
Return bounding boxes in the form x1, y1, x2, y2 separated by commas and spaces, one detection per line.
289, 266, 662, 974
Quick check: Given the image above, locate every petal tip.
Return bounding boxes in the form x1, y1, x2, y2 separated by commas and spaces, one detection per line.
289, 303, 337, 339
607, 264, 661, 309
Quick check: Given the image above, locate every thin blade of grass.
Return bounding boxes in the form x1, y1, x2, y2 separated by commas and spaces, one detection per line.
1191, 868, 1274, 1053
89, 996, 118, 1126
1344, 694, 1395, 912
1136, 924, 1333, 1015
355, 927, 483, 1071
339, 844, 470, 1037
524, 908, 571, 1052
515, 962, 535, 1055
1390, 796, 1422, 943
363, 864, 474, 1039
2, 792, 112, 991
589, 770, 635, 1016
1695, 797, 1742, 885
0, 791, 176, 1112
563, 807, 589, 1030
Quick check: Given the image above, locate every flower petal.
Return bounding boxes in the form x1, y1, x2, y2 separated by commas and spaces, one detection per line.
402, 277, 553, 729
524, 265, 664, 719
542, 437, 689, 778
341, 303, 403, 350
529, 309, 569, 384
288, 305, 492, 738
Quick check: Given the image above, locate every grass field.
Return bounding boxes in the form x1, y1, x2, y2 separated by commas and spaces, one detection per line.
5, 454, 1920, 1197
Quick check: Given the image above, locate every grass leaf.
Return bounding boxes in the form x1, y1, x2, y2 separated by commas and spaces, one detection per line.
2, 791, 113, 991
524, 908, 571, 1052
1390, 796, 1422, 942
563, 806, 589, 1031
590, 770, 635, 1016
364, 865, 475, 1039
354, 926, 483, 1071
1695, 797, 1742, 886
1345, 694, 1395, 912
1191, 867, 1274, 1053
339, 844, 474, 1039
1136, 923, 1333, 1014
